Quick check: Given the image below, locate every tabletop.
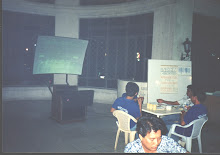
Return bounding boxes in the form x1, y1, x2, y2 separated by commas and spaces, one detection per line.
142, 104, 183, 118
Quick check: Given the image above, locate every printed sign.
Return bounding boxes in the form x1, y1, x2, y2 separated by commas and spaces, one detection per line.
160, 65, 178, 93
178, 66, 191, 76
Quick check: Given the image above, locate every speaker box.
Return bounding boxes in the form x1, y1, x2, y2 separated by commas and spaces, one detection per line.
51, 91, 85, 123
53, 85, 78, 92
60, 92, 86, 122
51, 85, 77, 122
51, 85, 94, 124
77, 90, 94, 106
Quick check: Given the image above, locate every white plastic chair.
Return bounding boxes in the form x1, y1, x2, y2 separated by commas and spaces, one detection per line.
168, 116, 208, 153
113, 110, 137, 150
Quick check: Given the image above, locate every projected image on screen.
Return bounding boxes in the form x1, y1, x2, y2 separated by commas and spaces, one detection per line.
33, 36, 88, 75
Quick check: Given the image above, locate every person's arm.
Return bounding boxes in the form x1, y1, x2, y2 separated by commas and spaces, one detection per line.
137, 97, 143, 117
110, 107, 116, 113
180, 110, 186, 126
157, 99, 180, 105
186, 106, 191, 110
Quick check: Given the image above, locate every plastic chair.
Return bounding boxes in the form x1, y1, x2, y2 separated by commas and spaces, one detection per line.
113, 110, 137, 150
168, 116, 208, 153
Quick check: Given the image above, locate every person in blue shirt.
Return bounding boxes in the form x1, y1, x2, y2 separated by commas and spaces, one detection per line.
158, 85, 194, 133
110, 82, 143, 131
157, 85, 194, 109
124, 116, 187, 153
175, 88, 208, 137
122, 92, 138, 103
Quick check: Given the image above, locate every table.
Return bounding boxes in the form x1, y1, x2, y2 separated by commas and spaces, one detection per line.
142, 104, 182, 118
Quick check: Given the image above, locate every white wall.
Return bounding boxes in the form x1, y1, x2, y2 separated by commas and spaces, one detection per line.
2, 86, 117, 104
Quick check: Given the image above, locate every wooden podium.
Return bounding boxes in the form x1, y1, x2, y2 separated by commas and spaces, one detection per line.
51, 85, 94, 124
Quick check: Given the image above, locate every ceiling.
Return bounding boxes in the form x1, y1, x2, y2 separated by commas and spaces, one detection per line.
25, 0, 137, 5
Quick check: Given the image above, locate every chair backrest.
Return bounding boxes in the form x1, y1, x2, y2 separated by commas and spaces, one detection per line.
113, 110, 137, 132
191, 116, 208, 138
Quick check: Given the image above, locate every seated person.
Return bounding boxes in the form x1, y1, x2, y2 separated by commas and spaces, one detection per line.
124, 116, 187, 153
122, 92, 138, 102
175, 88, 208, 137
110, 82, 143, 131
157, 85, 194, 110
158, 85, 194, 132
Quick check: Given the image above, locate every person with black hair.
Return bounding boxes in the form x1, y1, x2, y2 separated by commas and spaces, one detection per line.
157, 85, 194, 134
157, 85, 194, 110
124, 116, 187, 153
121, 92, 138, 102
111, 82, 143, 131
175, 88, 208, 138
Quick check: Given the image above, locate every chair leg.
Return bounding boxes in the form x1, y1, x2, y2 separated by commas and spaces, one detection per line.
167, 132, 172, 137
129, 132, 136, 142
125, 132, 128, 145
114, 129, 120, 150
186, 138, 192, 153
197, 136, 202, 153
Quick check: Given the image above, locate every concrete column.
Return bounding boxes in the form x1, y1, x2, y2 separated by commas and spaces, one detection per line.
152, 4, 176, 60
152, 0, 193, 60
172, 0, 193, 60
54, 0, 80, 86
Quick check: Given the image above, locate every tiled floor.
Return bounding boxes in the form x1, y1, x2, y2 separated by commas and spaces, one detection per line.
2, 100, 125, 153
2, 100, 220, 153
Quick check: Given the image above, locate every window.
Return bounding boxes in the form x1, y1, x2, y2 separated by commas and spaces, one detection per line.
79, 13, 153, 89
3, 11, 153, 89
2, 11, 55, 86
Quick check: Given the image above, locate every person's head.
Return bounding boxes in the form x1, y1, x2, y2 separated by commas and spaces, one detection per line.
136, 116, 168, 153
186, 85, 193, 98
190, 88, 207, 104
125, 82, 139, 97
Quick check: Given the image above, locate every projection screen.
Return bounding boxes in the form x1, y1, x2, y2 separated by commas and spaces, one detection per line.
33, 36, 88, 75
